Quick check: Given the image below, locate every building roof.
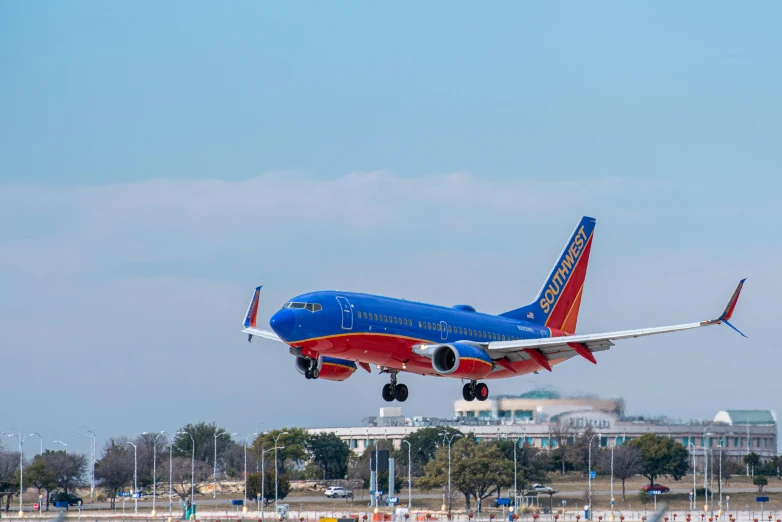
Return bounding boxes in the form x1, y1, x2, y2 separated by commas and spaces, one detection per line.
714, 410, 776, 425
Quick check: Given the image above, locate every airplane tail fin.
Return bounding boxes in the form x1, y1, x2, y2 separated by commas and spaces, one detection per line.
500, 216, 596, 333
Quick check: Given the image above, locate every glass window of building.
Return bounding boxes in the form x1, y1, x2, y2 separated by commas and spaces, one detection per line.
514, 409, 534, 422
497, 410, 511, 419
601, 437, 608, 448
479, 411, 492, 419
541, 437, 549, 447
466, 411, 475, 418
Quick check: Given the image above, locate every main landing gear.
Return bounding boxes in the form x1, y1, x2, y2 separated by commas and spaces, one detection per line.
303, 359, 319, 380
381, 370, 408, 403
462, 381, 489, 402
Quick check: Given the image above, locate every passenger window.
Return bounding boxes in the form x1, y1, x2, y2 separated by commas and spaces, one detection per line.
448, 325, 452, 332
374, 314, 378, 321
418, 320, 422, 328
382, 315, 387, 322
427, 322, 431, 329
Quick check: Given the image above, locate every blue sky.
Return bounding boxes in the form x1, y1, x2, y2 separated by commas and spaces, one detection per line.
1, 2, 780, 456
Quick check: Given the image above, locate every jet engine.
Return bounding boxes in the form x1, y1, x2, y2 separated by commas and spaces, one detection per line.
295, 355, 357, 381
431, 342, 494, 380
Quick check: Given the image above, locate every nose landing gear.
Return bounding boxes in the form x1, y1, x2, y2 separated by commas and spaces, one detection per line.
381, 370, 408, 402
462, 381, 488, 401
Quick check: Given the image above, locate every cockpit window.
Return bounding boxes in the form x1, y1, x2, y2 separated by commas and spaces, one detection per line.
282, 302, 321, 312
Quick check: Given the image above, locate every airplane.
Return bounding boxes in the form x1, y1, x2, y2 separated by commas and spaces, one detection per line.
242, 216, 746, 403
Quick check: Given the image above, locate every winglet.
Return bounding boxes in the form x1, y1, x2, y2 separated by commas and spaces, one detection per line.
718, 279, 745, 322
706, 279, 747, 337
243, 286, 262, 330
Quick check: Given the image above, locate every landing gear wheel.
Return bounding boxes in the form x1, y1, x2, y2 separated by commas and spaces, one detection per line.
462, 383, 475, 401
395, 384, 409, 402
304, 368, 312, 379
382, 383, 395, 402
311, 367, 319, 379
475, 382, 489, 401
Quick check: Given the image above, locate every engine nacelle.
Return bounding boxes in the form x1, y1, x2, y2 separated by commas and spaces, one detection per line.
295, 355, 357, 381
431, 342, 494, 380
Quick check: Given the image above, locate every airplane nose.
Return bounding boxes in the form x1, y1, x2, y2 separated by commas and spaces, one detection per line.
270, 309, 295, 339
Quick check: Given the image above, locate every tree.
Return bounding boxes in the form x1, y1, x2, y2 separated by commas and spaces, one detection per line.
306, 433, 350, 480
400, 427, 463, 470
0, 449, 22, 513
26, 457, 57, 511
247, 470, 291, 503
419, 438, 512, 512
94, 438, 134, 509
753, 475, 768, 492
135, 432, 168, 489
25, 450, 87, 510
597, 444, 643, 500
630, 434, 689, 488
251, 428, 310, 474
170, 456, 211, 501
172, 422, 235, 473
744, 452, 760, 476
549, 420, 574, 474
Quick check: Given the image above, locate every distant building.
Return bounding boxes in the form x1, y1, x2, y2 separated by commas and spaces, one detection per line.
307, 389, 777, 465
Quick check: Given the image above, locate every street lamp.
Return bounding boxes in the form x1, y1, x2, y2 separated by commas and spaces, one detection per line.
232, 432, 259, 512
272, 431, 289, 508
439, 432, 462, 513
689, 442, 697, 512
2, 427, 30, 517
77, 425, 96, 498
703, 431, 713, 513
126, 441, 138, 514
401, 439, 412, 509
501, 434, 523, 505
588, 432, 603, 520
160, 431, 173, 518
261, 445, 283, 522
53, 440, 68, 454
177, 431, 196, 504
213, 429, 226, 499
142, 431, 168, 516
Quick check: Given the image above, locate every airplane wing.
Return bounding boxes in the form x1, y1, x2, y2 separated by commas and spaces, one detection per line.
242, 285, 285, 343
242, 326, 284, 343
484, 279, 746, 370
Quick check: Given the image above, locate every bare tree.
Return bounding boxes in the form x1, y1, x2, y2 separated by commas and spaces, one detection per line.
94, 438, 134, 509
171, 456, 210, 501
549, 420, 573, 474
135, 433, 168, 489
0, 449, 22, 512
597, 444, 643, 500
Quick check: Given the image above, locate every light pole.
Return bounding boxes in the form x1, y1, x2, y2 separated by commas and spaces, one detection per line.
439, 432, 462, 513
53, 440, 68, 454
611, 435, 623, 516
588, 432, 603, 520
142, 431, 167, 516
77, 425, 96, 498
126, 441, 138, 514
160, 431, 173, 518
501, 435, 523, 505
213, 429, 226, 499
401, 439, 412, 509
703, 431, 713, 513
272, 431, 289, 508
2, 427, 30, 516
261, 445, 282, 522
232, 432, 259, 511
689, 442, 697, 511
177, 431, 196, 504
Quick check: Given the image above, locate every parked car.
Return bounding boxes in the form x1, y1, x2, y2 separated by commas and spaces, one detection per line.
642, 484, 670, 493
50, 492, 83, 506
324, 486, 353, 499
529, 484, 557, 494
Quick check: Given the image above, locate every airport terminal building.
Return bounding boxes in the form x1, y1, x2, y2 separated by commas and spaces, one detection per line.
308, 389, 777, 465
